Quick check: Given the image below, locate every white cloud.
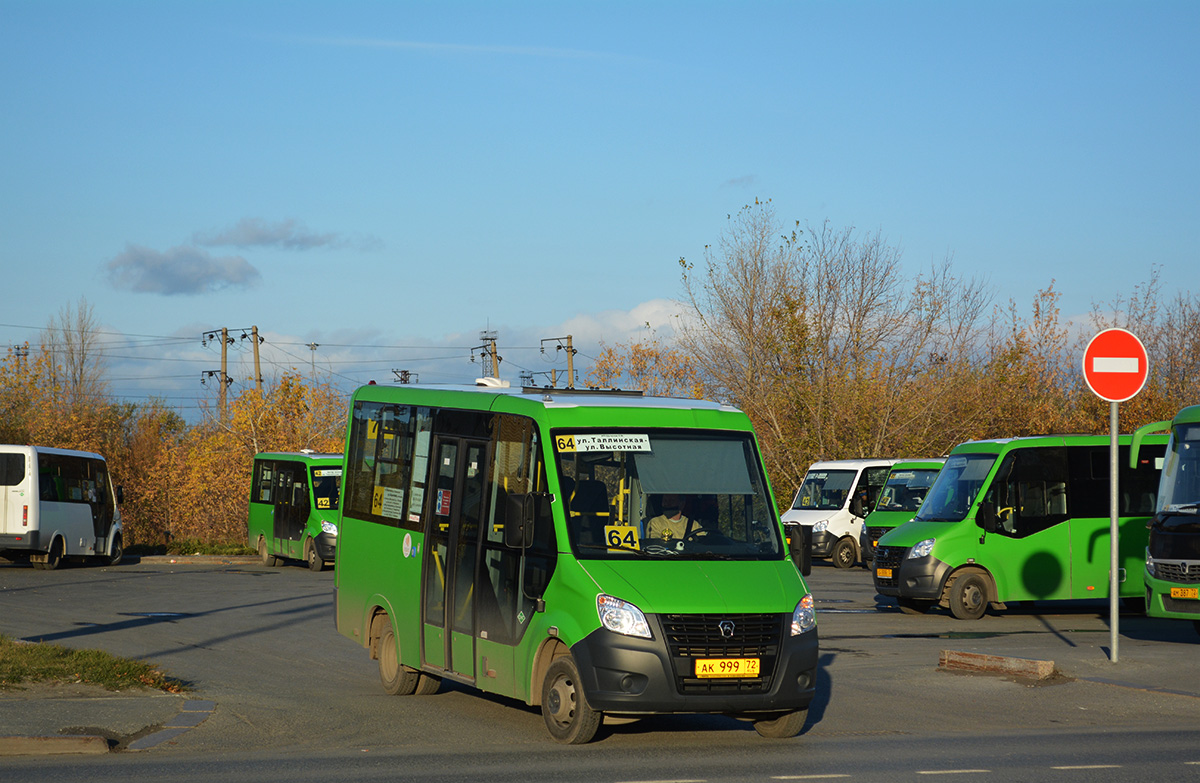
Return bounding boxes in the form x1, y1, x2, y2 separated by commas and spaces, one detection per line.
105, 244, 261, 296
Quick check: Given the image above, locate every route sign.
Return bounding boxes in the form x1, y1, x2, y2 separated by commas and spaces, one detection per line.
1082, 328, 1148, 403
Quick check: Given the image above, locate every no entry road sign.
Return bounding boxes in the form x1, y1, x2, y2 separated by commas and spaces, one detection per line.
1082, 328, 1148, 402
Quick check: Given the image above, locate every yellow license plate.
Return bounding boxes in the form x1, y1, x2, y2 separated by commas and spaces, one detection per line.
877, 567, 893, 579
695, 657, 760, 678
1170, 586, 1199, 600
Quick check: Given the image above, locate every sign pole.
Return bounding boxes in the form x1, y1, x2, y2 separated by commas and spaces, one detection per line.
1109, 401, 1119, 663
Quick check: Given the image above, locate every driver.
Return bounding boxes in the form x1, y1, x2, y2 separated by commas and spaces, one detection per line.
647, 494, 689, 541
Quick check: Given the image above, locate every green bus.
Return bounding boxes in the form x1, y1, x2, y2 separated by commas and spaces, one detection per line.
1132, 406, 1200, 635
873, 434, 1165, 620
248, 451, 342, 571
860, 459, 944, 565
333, 382, 818, 743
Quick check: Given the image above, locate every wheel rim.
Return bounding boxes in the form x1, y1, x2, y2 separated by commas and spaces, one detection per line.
962, 580, 984, 612
546, 673, 576, 728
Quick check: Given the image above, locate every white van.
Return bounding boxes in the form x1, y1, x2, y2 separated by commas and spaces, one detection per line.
781, 459, 895, 569
0, 445, 124, 569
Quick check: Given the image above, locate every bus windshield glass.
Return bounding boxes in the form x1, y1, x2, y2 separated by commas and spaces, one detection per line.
552, 430, 782, 560
1158, 423, 1200, 516
915, 453, 997, 522
792, 470, 856, 511
875, 469, 940, 513
310, 466, 342, 511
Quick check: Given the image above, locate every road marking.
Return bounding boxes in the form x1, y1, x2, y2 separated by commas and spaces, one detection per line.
1051, 765, 1120, 770
916, 771, 990, 776
772, 776, 852, 780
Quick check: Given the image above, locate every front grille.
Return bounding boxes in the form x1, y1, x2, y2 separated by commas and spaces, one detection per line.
660, 613, 783, 694
873, 545, 905, 588
863, 526, 889, 546
1153, 560, 1200, 584
1161, 595, 1200, 615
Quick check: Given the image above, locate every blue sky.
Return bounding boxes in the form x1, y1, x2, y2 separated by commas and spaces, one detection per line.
2, 1, 1197, 417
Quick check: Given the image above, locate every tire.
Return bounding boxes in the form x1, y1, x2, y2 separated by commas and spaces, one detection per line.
752, 709, 806, 738
831, 536, 857, 569
305, 539, 325, 572
38, 537, 65, 571
541, 656, 601, 744
378, 615, 421, 695
414, 672, 441, 695
105, 534, 123, 566
948, 572, 989, 621
897, 597, 935, 615
258, 537, 280, 568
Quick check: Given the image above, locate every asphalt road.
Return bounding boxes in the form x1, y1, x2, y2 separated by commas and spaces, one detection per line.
2, 556, 1200, 781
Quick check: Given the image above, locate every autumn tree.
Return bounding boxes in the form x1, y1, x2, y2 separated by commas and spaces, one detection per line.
587, 327, 702, 397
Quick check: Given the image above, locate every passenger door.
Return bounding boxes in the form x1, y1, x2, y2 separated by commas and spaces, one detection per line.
421, 436, 488, 680
272, 462, 308, 558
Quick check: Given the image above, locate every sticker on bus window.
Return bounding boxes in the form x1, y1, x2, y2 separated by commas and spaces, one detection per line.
437, 489, 452, 515
372, 485, 405, 519
555, 434, 651, 453
313, 468, 342, 478
605, 525, 641, 551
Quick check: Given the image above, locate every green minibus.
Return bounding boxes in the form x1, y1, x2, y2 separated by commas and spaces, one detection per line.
873, 434, 1165, 620
860, 459, 944, 565
1132, 406, 1200, 635
333, 382, 818, 743
248, 451, 342, 571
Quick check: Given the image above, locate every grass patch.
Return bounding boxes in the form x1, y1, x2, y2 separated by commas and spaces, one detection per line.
126, 538, 255, 557
0, 634, 189, 693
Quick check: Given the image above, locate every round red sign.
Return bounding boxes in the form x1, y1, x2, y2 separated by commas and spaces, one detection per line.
1082, 328, 1148, 402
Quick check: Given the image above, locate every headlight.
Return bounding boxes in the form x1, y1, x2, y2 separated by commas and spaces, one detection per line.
791, 593, 816, 635
597, 594, 651, 639
813, 520, 829, 533
321, 520, 339, 536
1145, 549, 1156, 577
908, 538, 935, 559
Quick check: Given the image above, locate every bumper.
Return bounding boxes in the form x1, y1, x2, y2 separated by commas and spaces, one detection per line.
873, 548, 951, 601
0, 531, 41, 553
569, 615, 818, 716
1145, 572, 1200, 621
809, 530, 835, 558
314, 532, 337, 562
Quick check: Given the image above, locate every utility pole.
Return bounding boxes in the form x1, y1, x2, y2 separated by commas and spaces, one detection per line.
10, 343, 28, 371
243, 325, 263, 392
540, 335, 577, 388
306, 343, 319, 379
220, 327, 231, 420
473, 330, 501, 379
392, 369, 418, 384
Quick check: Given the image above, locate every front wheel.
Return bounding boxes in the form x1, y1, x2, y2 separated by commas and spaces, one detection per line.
541, 656, 601, 744
949, 572, 989, 621
305, 539, 326, 572
752, 710, 806, 738
831, 536, 857, 569
105, 534, 123, 566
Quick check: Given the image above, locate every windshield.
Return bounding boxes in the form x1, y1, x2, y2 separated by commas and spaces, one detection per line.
552, 430, 782, 561
1158, 423, 1200, 516
310, 465, 342, 512
791, 469, 856, 511
915, 453, 997, 522
874, 468, 941, 513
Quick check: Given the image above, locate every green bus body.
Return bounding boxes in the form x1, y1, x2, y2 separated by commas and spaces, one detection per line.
873, 434, 1166, 620
1135, 405, 1200, 631
248, 452, 343, 571
860, 459, 945, 564
333, 384, 818, 743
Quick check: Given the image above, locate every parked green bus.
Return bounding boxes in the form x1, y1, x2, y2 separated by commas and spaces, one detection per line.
248, 451, 342, 571
873, 434, 1165, 619
333, 382, 818, 743
860, 459, 944, 565
1132, 406, 1200, 635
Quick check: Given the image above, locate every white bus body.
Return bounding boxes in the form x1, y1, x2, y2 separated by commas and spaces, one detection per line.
0, 445, 124, 569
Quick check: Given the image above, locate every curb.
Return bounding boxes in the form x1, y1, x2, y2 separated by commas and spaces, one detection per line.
0, 734, 110, 757
938, 649, 1059, 680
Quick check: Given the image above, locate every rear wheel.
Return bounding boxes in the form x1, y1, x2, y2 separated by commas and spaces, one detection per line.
949, 572, 989, 621
35, 537, 65, 571
831, 536, 857, 569
541, 656, 601, 744
258, 537, 280, 567
378, 615, 421, 695
752, 710, 806, 738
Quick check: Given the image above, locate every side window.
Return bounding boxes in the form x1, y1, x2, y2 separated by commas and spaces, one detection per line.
253, 460, 275, 504
864, 466, 891, 510
986, 448, 1068, 538
0, 454, 25, 486
345, 401, 425, 531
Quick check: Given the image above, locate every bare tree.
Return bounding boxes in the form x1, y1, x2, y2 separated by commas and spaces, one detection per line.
42, 297, 109, 407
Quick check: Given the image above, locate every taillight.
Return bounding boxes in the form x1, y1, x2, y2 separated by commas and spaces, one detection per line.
23, 505, 28, 527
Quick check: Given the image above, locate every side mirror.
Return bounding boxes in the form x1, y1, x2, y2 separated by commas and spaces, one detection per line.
115, 486, 124, 505
504, 493, 537, 549
977, 502, 997, 534
850, 496, 864, 518
786, 525, 812, 576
